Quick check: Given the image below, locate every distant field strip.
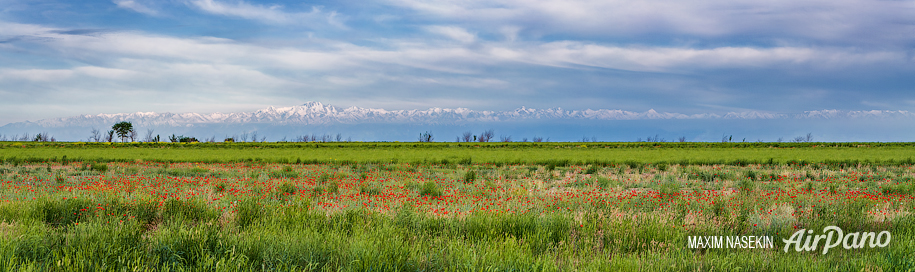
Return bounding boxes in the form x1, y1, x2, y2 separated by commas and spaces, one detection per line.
1, 142, 913, 165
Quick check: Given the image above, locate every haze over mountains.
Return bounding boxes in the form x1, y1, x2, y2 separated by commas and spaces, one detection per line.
1, 102, 913, 142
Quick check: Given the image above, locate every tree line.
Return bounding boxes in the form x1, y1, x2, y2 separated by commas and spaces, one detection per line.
0, 121, 818, 143
450, 129, 552, 143
0, 133, 57, 142
83, 122, 351, 143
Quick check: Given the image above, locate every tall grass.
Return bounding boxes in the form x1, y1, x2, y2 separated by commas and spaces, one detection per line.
0, 160, 913, 270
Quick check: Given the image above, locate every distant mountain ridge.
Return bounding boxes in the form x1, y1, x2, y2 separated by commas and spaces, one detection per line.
4, 102, 913, 129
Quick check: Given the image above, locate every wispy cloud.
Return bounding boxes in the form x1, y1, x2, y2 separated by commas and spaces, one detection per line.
489, 42, 906, 72
0, 20, 910, 106
1, 19, 910, 76
426, 26, 476, 44
187, 0, 345, 27
1, 0, 914, 129
113, 0, 159, 16
385, 0, 915, 46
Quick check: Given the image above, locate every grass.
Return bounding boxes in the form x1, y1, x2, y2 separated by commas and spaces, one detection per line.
1, 141, 915, 166
0, 144, 914, 270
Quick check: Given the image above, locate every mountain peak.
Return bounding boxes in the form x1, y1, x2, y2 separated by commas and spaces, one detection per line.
301, 101, 325, 108
2, 102, 909, 131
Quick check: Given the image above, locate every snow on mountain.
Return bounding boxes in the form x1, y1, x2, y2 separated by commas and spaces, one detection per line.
800, 110, 915, 119
2, 102, 911, 129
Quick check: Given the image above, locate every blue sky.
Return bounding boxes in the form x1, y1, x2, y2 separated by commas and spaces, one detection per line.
1, 0, 914, 131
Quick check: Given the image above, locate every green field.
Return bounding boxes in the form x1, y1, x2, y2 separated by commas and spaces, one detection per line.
2, 142, 914, 166
0, 142, 914, 271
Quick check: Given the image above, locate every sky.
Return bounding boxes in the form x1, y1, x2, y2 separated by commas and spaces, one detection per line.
0, 0, 914, 138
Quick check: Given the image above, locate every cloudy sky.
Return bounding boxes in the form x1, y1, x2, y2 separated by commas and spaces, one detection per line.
1, 0, 914, 129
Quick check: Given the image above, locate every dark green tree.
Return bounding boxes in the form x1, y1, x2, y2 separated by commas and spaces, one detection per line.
112, 121, 134, 142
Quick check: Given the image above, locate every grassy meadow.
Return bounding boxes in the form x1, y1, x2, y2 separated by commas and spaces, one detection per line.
0, 142, 914, 271
2, 141, 915, 165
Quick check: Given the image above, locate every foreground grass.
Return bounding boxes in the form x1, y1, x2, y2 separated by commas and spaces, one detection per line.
0, 160, 914, 271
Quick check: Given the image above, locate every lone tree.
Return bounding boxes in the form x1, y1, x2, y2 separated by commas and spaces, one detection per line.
112, 121, 134, 142
461, 131, 473, 142
418, 131, 434, 142
89, 128, 101, 142
478, 129, 494, 142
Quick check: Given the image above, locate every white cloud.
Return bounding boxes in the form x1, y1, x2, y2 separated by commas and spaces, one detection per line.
0, 21, 54, 36
189, 0, 289, 23
385, 0, 915, 45
2, 19, 910, 77
74, 66, 139, 79
0, 20, 908, 83
383, 75, 509, 88
486, 42, 906, 72
0, 68, 74, 82
113, 0, 158, 16
426, 26, 476, 43
499, 26, 521, 42
1, 19, 913, 126
188, 0, 344, 27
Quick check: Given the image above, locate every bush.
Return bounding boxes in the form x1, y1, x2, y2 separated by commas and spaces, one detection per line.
90, 163, 108, 172
744, 170, 758, 180
420, 181, 442, 197
462, 170, 476, 183
169, 134, 199, 143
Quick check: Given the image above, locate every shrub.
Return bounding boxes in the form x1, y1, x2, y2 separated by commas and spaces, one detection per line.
90, 163, 108, 172
419, 181, 442, 197
744, 170, 758, 180
462, 170, 476, 183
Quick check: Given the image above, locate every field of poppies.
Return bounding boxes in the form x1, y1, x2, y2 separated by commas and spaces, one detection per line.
1, 143, 914, 271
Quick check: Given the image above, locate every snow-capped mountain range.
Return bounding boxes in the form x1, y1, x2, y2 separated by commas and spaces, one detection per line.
4, 102, 913, 129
